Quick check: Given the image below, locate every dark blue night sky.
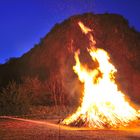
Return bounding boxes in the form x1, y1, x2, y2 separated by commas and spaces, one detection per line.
0, 0, 140, 64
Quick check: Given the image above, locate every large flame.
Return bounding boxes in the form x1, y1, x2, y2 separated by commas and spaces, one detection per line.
62, 22, 139, 128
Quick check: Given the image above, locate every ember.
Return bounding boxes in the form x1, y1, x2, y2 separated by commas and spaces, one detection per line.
61, 22, 140, 128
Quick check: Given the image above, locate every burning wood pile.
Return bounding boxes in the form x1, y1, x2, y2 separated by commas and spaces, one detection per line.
61, 21, 140, 128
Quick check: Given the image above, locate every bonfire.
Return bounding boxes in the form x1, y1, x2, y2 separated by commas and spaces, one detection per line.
61, 21, 140, 128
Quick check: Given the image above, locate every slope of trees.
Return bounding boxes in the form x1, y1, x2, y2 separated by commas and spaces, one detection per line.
0, 13, 140, 115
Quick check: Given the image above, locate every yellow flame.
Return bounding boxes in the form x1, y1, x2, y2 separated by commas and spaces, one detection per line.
62, 22, 139, 128
78, 21, 92, 34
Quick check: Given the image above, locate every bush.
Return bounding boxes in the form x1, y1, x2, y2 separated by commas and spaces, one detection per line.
21, 76, 67, 106
0, 76, 72, 116
0, 81, 30, 115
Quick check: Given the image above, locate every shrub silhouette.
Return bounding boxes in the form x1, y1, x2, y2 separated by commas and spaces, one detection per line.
0, 81, 30, 115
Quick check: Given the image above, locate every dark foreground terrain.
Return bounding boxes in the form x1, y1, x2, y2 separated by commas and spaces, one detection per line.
0, 117, 140, 140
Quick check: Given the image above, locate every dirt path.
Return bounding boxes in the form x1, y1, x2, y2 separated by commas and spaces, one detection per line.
0, 116, 140, 140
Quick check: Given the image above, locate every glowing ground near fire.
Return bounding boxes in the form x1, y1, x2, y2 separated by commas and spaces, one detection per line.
61, 22, 140, 128
1, 116, 140, 140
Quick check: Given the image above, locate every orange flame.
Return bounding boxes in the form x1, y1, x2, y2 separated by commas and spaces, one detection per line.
62, 22, 139, 128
